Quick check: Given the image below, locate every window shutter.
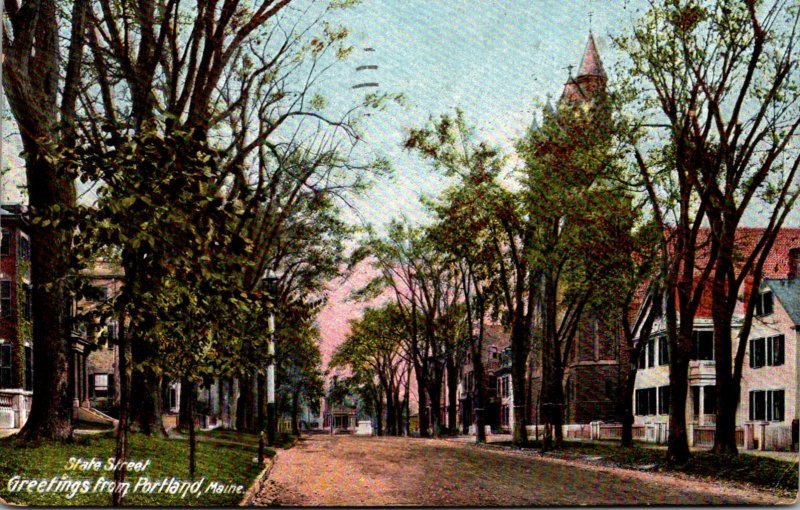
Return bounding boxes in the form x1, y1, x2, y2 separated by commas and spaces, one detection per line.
749, 340, 755, 368
89, 375, 95, 398
749, 392, 754, 421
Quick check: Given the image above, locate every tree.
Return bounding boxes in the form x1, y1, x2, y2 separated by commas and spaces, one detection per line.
405, 111, 537, 446
355, 221, 465, 437
330, 303, 408, 435
2, 0, 90, 441
618, 0, 800, 459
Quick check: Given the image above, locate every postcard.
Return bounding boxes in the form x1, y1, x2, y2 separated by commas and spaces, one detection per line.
0, 0, 798, 507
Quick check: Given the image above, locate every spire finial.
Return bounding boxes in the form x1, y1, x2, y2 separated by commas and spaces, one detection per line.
589, 11, 593, 34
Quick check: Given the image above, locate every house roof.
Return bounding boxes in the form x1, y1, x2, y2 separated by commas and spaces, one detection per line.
764, 279, 800, 326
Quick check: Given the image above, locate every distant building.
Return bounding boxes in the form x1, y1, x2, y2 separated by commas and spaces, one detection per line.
0, 205, 33, 429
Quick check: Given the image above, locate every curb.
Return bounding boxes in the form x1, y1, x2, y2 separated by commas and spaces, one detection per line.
238, 455, 276, 506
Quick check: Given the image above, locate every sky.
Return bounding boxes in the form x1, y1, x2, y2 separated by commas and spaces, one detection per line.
324, 0, 648, 229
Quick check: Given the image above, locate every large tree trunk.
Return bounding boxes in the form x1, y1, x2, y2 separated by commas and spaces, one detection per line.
18, 156, 75, 441
620, 363, 638, 447
428, 370, 443, 437
375, 387, 384, 436
383, 378, 395, 436
712, 233, 739, 456
130, 362, 166, 436
236, 374, 256, 432
5, 0, 86, 443
473, 350, 486, 443
394, 386, 403, 435
446, 354, 458, 433
404, 364, 411, 435
667, 319, 692, 464
417, 372, 430, 438
511, 321, 530, 447
712, 281, 738, 454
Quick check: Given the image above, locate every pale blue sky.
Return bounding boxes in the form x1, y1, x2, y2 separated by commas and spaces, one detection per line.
319, 0, 798, 229
322, 0, 647, 228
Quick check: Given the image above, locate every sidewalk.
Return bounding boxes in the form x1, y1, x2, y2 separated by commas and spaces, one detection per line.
448, 433, 799, 463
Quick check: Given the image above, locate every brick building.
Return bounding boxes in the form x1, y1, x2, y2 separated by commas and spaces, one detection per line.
0, 205, 33, 428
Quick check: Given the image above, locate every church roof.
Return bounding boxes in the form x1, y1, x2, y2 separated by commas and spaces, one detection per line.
578, 33, 606, 78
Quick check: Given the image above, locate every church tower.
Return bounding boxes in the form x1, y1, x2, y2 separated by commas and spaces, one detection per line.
560, 33, 607, 105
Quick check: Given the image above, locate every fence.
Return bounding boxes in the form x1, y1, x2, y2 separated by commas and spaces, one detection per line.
692, 425, 745, 447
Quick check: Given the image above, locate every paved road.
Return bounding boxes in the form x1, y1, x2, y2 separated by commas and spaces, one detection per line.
254, 435, 791, 506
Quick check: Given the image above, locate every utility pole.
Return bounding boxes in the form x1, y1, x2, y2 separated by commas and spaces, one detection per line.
263, 270, 279, 446
267, 309, 276, 445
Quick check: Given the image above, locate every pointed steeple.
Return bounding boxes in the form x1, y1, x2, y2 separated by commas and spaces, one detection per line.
560, 33, 607, 105
578, 33, 606, 79
527, 113, 540, 134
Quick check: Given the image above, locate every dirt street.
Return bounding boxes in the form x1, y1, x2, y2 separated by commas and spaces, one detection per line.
253, 434, 791, 506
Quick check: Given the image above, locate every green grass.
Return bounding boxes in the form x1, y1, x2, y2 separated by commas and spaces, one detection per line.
0, 431, 270, 506
198, 428, 262, 444
492, 440, 798, 493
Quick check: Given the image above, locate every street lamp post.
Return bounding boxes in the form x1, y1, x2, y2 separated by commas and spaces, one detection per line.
263, 269, 279, 446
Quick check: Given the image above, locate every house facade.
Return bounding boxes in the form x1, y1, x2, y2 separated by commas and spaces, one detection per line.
632, 228, 800, 450
455, 323, 507, 434
0, 205, 33, 429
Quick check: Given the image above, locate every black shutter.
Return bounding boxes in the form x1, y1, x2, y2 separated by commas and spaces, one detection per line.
749, 339, 755, 368
89, 375, 95, 398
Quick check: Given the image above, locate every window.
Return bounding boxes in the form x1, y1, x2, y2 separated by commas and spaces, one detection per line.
658, 336, 670, 365
18, 236, 30, 260
658, 385, 670, 415
604, 379, 613, 399
90, 285, 109, 303
692, 386, 716, 416
0, 281, 11, 318
92, 374, 110, 398
0, 344, 11, 388
703, 386, 716, 415
750, 335, 784, 368
749, 390, 785, 422
22, 285, 32, 321
754, 290, 774, 317
647, 337, 656, 368
24, 346, 32, 391
691, 331, 714, 361
0, 230, 10, 256
635, 388, 657, 416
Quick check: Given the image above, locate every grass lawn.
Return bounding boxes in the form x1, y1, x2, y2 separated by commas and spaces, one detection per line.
0, 431, 270, 506
493, 440, 799, 494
